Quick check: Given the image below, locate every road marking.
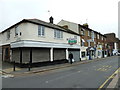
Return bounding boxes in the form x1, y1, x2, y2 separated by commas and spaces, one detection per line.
45, 81, 49, 83
3, 68, 21, 73
98, 67, 120, 90
96, 65, 112, 72
78, 71, 81, 73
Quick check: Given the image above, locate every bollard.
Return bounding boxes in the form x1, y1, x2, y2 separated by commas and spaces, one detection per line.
13, 61, 15, 71
28, 62, 31, 71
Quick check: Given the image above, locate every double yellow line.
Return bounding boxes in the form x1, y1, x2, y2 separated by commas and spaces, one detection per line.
98, 67, 120, 90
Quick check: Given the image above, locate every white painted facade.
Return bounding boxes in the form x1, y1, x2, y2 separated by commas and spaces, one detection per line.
0, 19, 81, 63
1, 22, 80, 46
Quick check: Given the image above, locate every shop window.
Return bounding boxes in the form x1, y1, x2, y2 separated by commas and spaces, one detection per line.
98, 51, 101, 56
81, 52, 86, 58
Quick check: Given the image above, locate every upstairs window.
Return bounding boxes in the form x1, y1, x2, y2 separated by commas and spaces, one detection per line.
88, 31, 90, 36
81, 28, 85, 35
38, 25, 45, 36
97, 34, 99, 39
81, 39, 85, 46
94, 33, 96, 38
91, 31, 94, 39
7, 30, 10, 40
15, 26, 18, 36
102, 36, 103, 40
54, 30, 63, 39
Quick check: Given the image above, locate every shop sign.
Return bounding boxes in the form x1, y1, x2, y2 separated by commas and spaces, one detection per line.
68, 38, 77, 45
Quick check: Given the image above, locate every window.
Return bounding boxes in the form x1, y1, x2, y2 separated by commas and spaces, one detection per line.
15, 26, 18, 36
97, 34, 99, 39
91, 31, 94, 39
81, 52, 86, 58
102, 36, 103, 40
54, 30, 63, 39
7, 30, 10, 40
98, 51, 101, 56
81, 39, 85, 46
88, 31, 90, 36
94, 33, 96, 38
38, 25, 45, 36
81, 28, 85, 35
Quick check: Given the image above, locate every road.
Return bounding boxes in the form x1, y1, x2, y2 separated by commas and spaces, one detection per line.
2, 56, 119, 88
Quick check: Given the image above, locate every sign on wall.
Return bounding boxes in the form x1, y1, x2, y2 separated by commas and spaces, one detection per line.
68, 38, 77, 45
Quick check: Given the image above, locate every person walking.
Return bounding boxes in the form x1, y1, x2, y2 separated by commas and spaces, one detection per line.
69, 52, 73, 64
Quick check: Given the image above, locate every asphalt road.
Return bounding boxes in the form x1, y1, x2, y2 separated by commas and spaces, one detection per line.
2, 56, 119, 88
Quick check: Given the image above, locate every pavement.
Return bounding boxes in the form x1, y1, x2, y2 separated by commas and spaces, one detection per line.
1, 56, 120, 89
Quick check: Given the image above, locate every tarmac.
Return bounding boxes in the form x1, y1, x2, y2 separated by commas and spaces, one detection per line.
1, 56, 120, 89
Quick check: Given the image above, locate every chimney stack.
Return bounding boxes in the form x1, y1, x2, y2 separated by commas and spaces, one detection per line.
49, 16, 54, 24
83, 23, 89, 28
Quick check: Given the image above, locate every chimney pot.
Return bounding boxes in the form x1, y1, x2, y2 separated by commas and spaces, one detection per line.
49, 16, 54, 24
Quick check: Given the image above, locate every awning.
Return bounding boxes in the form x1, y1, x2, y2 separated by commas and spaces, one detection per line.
11, 40, 80, 49
86, 47, 95, 51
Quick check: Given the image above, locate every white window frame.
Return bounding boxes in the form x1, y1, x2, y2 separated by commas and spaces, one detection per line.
38, 25, 45, 36
54, 29, 63, 39
97, 34, 99, 39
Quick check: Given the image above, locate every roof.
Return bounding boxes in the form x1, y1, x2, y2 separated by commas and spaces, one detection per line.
1, 19, 80, 36
78, 24, 106, 37
58, 19, 106, 37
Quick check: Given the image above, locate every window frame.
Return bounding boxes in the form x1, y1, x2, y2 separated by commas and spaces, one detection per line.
97, 34, 99, 39
81, 28, 85, 35
38, 25, 45, 36
81, 52, 86, 58
54, 29, 63, 39
15, 26, 18, 36
7, 30, 10, 40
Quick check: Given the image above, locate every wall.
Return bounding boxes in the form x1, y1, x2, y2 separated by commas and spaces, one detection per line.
58, 20, 79, 34
1, 23, 27, 46
21, 23, 80, 45
1, 22, 80, 46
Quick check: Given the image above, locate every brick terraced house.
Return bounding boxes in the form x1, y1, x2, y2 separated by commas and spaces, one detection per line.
58, 20, 108, 60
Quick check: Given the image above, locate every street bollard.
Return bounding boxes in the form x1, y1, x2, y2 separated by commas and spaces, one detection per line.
13, 61, 15, 71
28, 62, 31, 71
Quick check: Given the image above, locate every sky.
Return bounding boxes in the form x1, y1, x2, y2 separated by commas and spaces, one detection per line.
0, 0, 119, 38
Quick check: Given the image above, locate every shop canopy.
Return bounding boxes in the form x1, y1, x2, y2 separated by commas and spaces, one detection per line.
86, 47, 96, 51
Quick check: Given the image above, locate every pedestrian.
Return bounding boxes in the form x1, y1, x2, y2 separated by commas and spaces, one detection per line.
69, 52, 73, 64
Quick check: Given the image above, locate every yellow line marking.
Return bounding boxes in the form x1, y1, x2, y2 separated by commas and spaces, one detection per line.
98, 67, 120, 90
3, 68, 21, 73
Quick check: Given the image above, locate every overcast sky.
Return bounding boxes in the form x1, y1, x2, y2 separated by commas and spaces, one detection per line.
0, 0, 119, 38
